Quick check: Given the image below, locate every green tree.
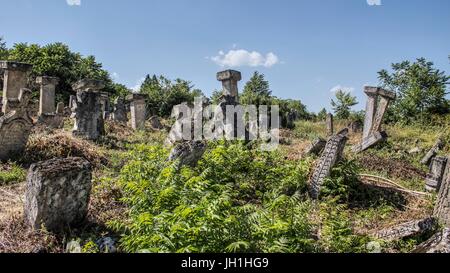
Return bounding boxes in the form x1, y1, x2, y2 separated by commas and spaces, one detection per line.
240, 71, 272, 106
0, 37, 7, 60
331, 90, 358, 120
378, 58, 450, 123
317, 108, 328, 121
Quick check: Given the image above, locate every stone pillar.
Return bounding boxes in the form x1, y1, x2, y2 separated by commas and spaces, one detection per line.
425, 156, 448, 192
326, 113, 334, 136
99, 92, 110, 120
1, 61, 33, 113
71, 79, 105, 140
217, 70, 241, 102
128, 94, 147, 130
36, 76, 59, 116
24, 157, 92, 231
434, 157, 450, 227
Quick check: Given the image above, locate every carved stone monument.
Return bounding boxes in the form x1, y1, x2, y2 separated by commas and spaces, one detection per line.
112, 97, 128, 123
326, 113, 334, 136
36, 76, 59, 116
127, 94, 147, 130
1, 61, 33, 113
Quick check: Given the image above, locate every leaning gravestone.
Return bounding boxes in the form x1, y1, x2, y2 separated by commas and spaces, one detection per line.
425, 156, 448, 192
421, 138, 444, 166
72, 79, 105, 140
1, 61, 33, 113
309, 129, 349, 199
0, 89, 33, 161
353, 86, 396, 153
433, 156, 450, 227
24, 157, 92, 231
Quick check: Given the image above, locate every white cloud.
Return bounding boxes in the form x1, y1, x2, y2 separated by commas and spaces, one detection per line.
330, 85, 355, 94
66, 0, 81, 6
112, 72, 119, 80
210, 49, 280, 68
367, 0, 381, 6
130, 77, 145, 93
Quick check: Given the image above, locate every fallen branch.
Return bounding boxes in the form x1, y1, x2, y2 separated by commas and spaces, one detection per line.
358, 174, 431, 197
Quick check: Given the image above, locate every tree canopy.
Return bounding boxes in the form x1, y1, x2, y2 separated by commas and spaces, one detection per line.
331, 90, 358, 120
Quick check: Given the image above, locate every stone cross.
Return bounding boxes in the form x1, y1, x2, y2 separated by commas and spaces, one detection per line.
127, 94, 147, 130
71, 79, 105, 140
36, 76, 59, 116
24, 157, 92, 231
0, 61, 33, 113
0, 88, 33, 161
217, 70, 242, 101
326, 113, 334, 136
353, 86, 396, 153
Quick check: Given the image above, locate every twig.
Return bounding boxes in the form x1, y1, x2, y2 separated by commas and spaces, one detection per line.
358, 174, 431, 197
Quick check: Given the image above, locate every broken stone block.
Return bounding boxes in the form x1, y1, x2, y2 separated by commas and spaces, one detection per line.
72, 79, 106, 92
112, 97, 128, 123
168, 141, 207, 167
72, 87, 105, 140
326, 113, 334, 136
0, 89, 33, 161
413, 228, 450, 253
127, 94, 147, 130
374, 218, 437, 241
217, 70, 241, 100
425, 156, 448, 192
348, 120, 363, 134
433, 157, 450, 227
309, 129, 349, 199
1, 61, 33, 113
149, 116, 163, 130
24, 157, 92, 231
305, 138, 327, 156
352, 131, 388, 153
36, 76, 59, 116
421, 138, 444, 166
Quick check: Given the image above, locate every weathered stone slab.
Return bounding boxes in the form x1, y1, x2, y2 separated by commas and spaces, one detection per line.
309, 129, 349, 199
421, 138, 444, 166
127, 94, 147, 130
326, 113, 334, 136
374, 218, 437, 241
72, 79, 105, 92
168, 141, 207, 167
305, 138, 327, 156
425, 156, 448, 192
0, 89, 33, 161
36, 76, 59, 115
348, 120, 363, 133
149, 116, 163, 130
352, 131, 387, 153
24, 157, 92, 231
217, 70, 241, 100
112, 97, 128, 123
1, 61, 33, 113
434, 157, 450, 227
72, 89, 105, 140
413, 228, 450, 253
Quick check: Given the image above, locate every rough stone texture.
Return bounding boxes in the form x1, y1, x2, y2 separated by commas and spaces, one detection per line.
168, 141, 207, 167
24, 157, 92, 231
425, 156, 448, 192
309, 129, 349, 199
433, 157, 450, 227
348, 120, 363, 133
128, 94, 147, 130
36, 76, 59, 116
421, 138, 444, 166
72, 90, 105, 140
413, 228, 450, 253
217, 70, 241, 100
326, 113, 334, 136
354, 86, 395, 153
1, 61, 33, 113
99, 92, 110, 120
112, 97, 128, 123
72, 79, 106, 92
374, 218, 437, 241
305, 138, 327, 156
149, 116, 163, 130
0, 89, 33, 161
56, 102, 65, 114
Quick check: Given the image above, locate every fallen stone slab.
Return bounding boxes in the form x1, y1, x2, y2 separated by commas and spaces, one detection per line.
374, 218, 437, 241
305, 138, 327, 156
352, 131, 387, 153
425, 156, 448, 192
421, 138, 444, 166
24, 157, 92, 231
413, 228, 450, 253
168, 141, 207, 167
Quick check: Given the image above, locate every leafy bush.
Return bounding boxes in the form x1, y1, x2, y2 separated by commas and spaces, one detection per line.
0, 162, 26, 185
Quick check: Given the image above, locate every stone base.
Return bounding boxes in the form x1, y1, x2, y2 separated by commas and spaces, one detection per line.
352, 131, 387, 153
414, 228, 450, 253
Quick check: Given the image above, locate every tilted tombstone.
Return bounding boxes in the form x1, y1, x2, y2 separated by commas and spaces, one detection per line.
0, 89, 34, 161
127, 93, 147, 130
433, 157, 450, 227
36, 76, 59, 116
1, 61, 33, 113
71, 79, 105, 140
421, 138, 444, 166
425, 156, 448, 192
168, 140, 207, 167
305, 138, 327, 156
112, 97, 128, 123
326, 113, 334, 136
353, 86, 396, 153
309, 129, 349, 199
24, 157, 92, 231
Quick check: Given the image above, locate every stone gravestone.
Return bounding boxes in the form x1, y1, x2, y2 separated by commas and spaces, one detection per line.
326, 113, 334, 136
305, 138, 327, 156
112, 97, 128, 123
36, 76, 59, 116
309, 129, 349, 199
425, 156, 448, 192
421, 138, 444, 166
353, 86, 396, 153
374, 218, 437, 241
127, 94, 147, 130
433, 156, 450, 227
168, 141, 207, 167
71, 79, 105, 140
217, 70, 242, 139
24, 157, 92, 231
0, 89, 34, 161
149, 116, 164, 130
1, 61, 33, 113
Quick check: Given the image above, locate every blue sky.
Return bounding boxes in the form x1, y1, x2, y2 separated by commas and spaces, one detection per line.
1, 0, 449, 112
